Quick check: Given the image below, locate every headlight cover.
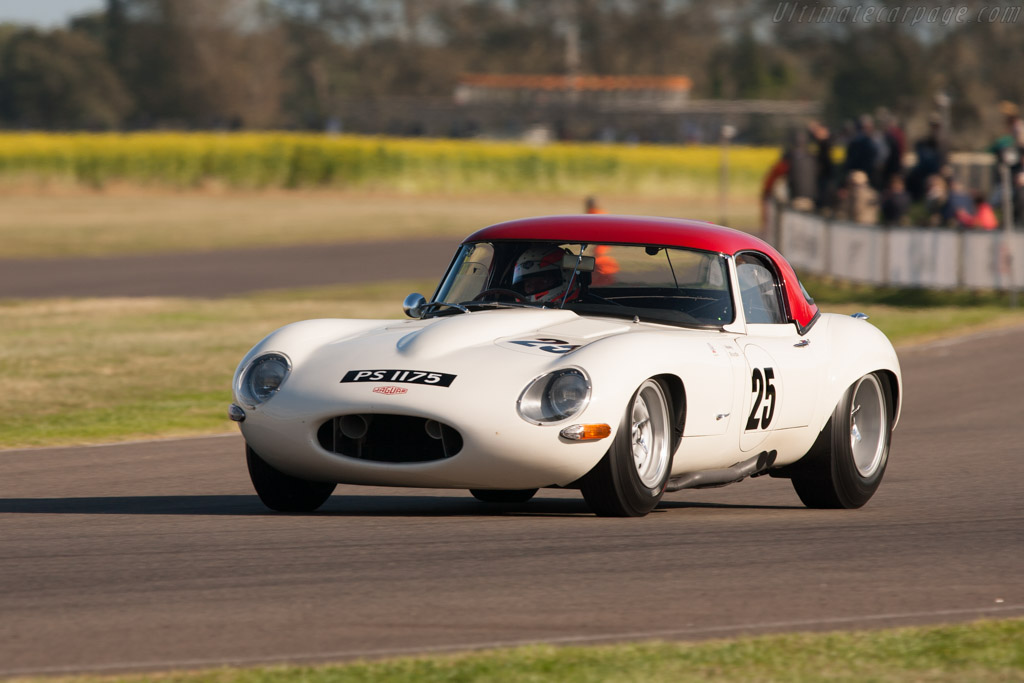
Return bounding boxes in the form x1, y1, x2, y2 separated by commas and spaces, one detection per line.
517, 368, 591, 424
238, 352, 291, 407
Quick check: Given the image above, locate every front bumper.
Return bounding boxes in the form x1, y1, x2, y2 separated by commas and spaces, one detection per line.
236, 389, 618, 490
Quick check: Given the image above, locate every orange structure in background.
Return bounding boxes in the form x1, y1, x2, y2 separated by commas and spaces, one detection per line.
583, 196, 619, 285
457, 73, 693, 92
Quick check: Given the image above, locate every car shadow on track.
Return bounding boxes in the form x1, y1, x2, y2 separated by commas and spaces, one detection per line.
0, 495, 801, 516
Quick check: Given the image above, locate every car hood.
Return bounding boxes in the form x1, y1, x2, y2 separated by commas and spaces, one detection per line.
334, 308, 633, 362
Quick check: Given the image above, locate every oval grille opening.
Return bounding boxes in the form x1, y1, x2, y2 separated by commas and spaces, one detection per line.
317, 414, 463, 463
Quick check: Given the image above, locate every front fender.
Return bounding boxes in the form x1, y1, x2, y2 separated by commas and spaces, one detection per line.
233, 318, 395, 402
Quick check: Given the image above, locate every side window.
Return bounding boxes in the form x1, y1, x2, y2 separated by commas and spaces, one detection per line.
736, 253, 785, 324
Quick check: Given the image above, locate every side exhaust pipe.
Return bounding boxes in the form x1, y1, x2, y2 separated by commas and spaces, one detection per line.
666, 450, 777, 492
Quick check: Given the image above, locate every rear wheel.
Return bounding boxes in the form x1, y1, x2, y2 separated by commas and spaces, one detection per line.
791, 373, 892, 509
246, 445, 336, 512
469, 489, 538, 504
581, 379, 673, 517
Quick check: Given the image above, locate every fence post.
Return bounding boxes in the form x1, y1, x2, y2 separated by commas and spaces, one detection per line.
881, 224, 890, 287
956, 229, 965, 289
1000, 162, 1018, 306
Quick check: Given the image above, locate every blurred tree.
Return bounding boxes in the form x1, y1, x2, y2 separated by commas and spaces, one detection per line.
0, 28, 132, 129
709, 25, 805, 99
110, 0, 290, 128
0, 0, 1020, 145
824, 24, 930, 124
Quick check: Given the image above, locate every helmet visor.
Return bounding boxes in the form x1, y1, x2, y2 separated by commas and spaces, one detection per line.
519, 269, 563, 295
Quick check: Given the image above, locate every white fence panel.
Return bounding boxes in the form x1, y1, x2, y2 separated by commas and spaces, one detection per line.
830, 221, 884, 283
779, 211, 827, 273
778, 208, 1021, 291
962, 232, 1002, 289
886, 229, 959, 289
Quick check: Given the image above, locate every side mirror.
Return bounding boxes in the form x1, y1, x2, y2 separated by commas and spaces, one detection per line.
402, 293, 427, 319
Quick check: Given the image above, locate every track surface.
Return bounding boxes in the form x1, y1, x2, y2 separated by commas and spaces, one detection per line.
2, 326, 1022, 676
0, 239, 455, 298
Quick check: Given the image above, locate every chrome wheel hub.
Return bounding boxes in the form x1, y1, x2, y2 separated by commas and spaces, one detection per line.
631, 381, 670, 488
849, 375, 887, 477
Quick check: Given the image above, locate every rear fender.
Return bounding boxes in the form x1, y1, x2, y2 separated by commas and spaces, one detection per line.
813, 313, 902, 435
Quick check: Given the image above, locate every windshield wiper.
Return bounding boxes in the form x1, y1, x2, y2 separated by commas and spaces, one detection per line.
421, 301, 471, 316
464, 301, 538, 310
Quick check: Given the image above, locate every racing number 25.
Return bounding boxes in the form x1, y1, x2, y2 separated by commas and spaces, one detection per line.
745, 367, 776, 431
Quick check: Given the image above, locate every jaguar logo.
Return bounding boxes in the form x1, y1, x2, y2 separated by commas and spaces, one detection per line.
372, 386, 408, 395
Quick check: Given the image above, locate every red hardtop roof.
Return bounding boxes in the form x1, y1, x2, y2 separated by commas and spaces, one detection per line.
465, 214, 770, 254
463, 215, 819, 329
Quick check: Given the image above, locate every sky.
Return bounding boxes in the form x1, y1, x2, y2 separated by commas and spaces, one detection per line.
0, 0, 104, 28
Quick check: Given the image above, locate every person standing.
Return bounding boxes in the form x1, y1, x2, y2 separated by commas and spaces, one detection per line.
808, 120, 835, 213
584, 196, 607, 214
844, 114, 878, 187
907, 114, 949, 201
880, 175, 911, 226
785, 128, 817, 211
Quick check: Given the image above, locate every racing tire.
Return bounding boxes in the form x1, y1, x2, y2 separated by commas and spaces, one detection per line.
246, 445, 336, 512
581, 378, 673, 517
791, 373, 892, 509
469, 489, 538, 504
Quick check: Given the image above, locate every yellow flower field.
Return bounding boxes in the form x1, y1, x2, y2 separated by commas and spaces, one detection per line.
0, 132, 778, 195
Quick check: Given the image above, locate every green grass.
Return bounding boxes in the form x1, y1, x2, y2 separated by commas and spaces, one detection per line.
0, 281, 432, 448
2, 280, 1024, 450
13, 619, 1024, 682
0, 191, 757, 259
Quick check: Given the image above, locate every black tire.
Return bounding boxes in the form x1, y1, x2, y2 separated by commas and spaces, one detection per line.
791, 373, 892, 509
469, 488, 538, 503
246, 445, 336, 512
580, 378, 674, 517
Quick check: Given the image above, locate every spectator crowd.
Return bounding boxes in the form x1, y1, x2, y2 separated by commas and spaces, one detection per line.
763, 101, 1024, 230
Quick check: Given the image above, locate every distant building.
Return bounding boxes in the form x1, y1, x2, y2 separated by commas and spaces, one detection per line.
454, 73, 693, 110
332, 72, 818, 144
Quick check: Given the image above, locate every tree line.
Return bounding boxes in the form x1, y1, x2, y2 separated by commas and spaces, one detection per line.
0, 0, 1021, 147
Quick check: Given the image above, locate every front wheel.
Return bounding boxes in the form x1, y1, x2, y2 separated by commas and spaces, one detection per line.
469, 489, 538, 504
581, 379, 674, 517
246, 445, 336, 512
791, 373, 892, 509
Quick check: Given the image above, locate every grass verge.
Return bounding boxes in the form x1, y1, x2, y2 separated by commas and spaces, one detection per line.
12, 618, 1024, 682
0, 281, 431, 448
2, 282, 1023, 450
0, 190, 758, 259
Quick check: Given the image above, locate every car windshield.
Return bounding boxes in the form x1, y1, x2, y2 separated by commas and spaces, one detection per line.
430, 241, 734, 328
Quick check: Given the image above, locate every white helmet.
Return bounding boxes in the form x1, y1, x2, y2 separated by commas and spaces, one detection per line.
512, 245, 579, 303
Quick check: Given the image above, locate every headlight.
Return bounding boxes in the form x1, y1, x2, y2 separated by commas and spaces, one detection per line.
517, 368, 591, 424
238, 353, 291, 407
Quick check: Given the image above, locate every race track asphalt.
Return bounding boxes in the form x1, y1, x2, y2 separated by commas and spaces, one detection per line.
0, 239, 456, 298
1, 324, 1022, 676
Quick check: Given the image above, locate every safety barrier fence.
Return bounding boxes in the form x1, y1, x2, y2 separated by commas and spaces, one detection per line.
777, 208, 1022, 292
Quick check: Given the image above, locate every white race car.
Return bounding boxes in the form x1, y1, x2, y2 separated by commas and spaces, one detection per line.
231, 215, 901, 517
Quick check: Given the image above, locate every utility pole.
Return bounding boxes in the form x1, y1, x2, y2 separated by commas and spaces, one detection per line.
999, 148, 1018, 306
719, 124, 737, 227
563, 0, 581, 102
